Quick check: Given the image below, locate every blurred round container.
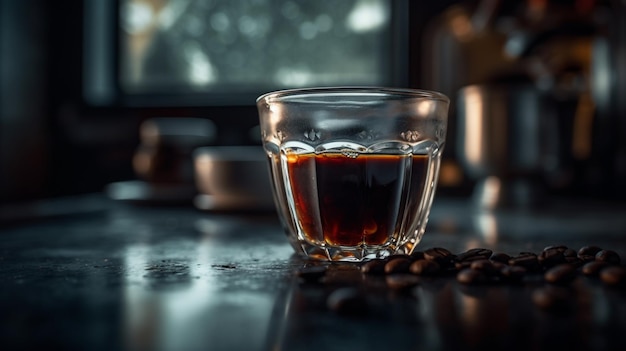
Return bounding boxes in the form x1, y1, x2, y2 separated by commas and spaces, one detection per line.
193, 146, 275, 211
457, 84, 546, 209
107, 117, 215, 205
134, 117, 216, 184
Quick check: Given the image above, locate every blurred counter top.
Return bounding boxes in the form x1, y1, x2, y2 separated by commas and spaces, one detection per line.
1, 194, 626, 351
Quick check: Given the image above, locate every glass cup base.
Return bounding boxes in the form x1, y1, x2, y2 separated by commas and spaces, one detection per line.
286, 232, 425, 262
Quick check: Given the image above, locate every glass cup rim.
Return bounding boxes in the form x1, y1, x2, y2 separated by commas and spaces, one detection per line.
256, 86, 450, 104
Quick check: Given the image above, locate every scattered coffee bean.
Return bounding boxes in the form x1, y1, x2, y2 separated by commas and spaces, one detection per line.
454, 261, 473, 270
489, 252, 511, 264
509, 254, 541, 272
334, 245, 625, 293
578, 246, 603, 257
581, 261, 610, 276
459, 255, 488, 263
424, 247, 453, 257
578, 254, 596, 263
595, 250, 621, 265
500, 265, 526, 282
456, 248, 493, 262
491, 261, 507, 272
361, 260, 387, 275
410, 251, 425, 261
538, 249, 566, 268
296, 266, 327, 283
424, 247, 455, 267
564, 256, 583, 268
544, 264, 577, 284
409, 259, 440, 275
599, 266, 626, 287
326, 288, 368, 316
563, 248, 577, 258
457, 268, 487, 284
543, 245, 568, 253
453, 257, 484, 272
470, 259, 498, 276
385, 258, 412, 274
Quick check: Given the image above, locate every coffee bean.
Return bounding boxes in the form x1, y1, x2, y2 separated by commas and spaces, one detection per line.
470, 259, 498, 276
409, 259, 440, 275
578, 246, 602, 257
296, 266, 327, 283
564, 256, 583, 268
581, 261, 609, 276
509, 254, 541, 271
457, 268, 487, 284
327, 288, 368, 316
424, 247, 455, 267
563, 248, 577, 258
459, 255, 488, 263
543, 245, 568, 253
595, 250, 621, 265
361, 260, 387, 275
452, 256, 485, 271
538, 249, 566, 268
352, 245, 624, 292
456, 248, 493, 262
491, 261, 507, 270
410, 250, 425, 261
578, 254, 596, 263
385, 258, 412, 274
599, 266, 626, 287
489, 252, 511, 264
544, 264, 577, 284
454, 261, 472, 270
424, 247, 453, 258
500, 265, 527, 282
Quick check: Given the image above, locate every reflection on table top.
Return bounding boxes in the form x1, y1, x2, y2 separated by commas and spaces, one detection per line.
1, 195, 625, 350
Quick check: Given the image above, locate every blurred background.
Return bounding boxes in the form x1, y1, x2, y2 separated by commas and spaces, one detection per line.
1, 0, 625, 208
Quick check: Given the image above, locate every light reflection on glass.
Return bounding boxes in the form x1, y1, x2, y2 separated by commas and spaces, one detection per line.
416, 100, 435, 116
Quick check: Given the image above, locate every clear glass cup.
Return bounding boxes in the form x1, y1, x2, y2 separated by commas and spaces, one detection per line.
257, 87, 449, 261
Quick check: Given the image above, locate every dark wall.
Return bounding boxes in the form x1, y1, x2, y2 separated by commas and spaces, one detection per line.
0, 0, 138, 202
0, 0, 50, 202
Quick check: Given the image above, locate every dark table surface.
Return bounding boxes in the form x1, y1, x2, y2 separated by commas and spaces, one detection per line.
1, 194, 626, 351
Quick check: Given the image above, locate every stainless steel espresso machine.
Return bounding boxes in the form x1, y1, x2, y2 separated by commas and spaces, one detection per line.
423, 0, 626, 208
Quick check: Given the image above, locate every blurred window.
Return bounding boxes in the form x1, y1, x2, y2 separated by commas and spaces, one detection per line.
119, 0, 396, 100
